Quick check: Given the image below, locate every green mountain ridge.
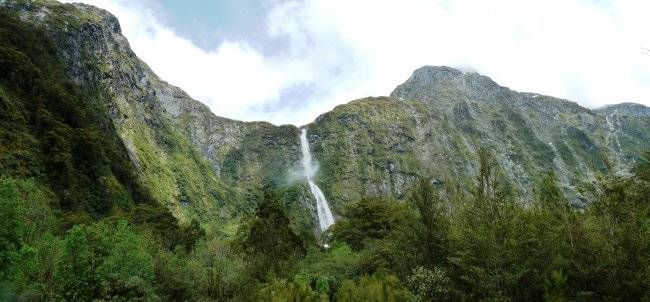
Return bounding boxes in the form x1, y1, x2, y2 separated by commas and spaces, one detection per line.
2, 0, 650, 222
2, 1, 650, 300
595, 102, 650, 117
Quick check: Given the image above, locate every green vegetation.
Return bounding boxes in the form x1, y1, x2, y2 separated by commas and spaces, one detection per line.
0, 10, 149, 216
2, 3, 650, 301
6, 147, 646, 300
1, 0, 251, 227
1, 96, 649, 299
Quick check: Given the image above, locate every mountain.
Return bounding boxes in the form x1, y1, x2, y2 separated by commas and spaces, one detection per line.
0, 0, 306, 230
2, 2, 650, 300
2, 0, 649, 226
307, 67, 650, 208
595, 102, 650, 117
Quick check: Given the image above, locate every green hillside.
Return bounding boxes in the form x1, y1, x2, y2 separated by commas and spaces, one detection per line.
1, 0, 649, 300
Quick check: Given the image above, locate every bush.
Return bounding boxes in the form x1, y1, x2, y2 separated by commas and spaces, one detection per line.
335, 272, 414, 302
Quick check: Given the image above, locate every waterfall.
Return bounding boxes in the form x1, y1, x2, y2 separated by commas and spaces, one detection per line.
300, 128, 335, 231
605, 111, 623, 167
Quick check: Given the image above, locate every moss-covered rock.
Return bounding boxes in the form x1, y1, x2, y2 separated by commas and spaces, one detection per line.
3, 1, 649, 226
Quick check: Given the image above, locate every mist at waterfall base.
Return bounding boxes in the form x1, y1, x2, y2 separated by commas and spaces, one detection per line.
299, 128, 335, 233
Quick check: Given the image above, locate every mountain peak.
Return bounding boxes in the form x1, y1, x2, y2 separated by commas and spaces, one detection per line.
412, 65, 477, 77
595, 102, 650, 117
390, 65, 505, 102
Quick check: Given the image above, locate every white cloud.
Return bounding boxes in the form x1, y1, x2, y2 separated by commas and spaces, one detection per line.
62, 0, 650, 125
62, 0, 295, 121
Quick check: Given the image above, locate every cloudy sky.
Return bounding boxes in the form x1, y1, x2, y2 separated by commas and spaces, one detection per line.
61, 0, 650, 126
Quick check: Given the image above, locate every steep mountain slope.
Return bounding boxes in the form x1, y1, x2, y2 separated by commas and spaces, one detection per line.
595, 102, 650, 117
0, 7, 152, 217
2, 0, 649, 227
307, 67, 650, 208
1, 0, 304, 227
3, 2, 650, 300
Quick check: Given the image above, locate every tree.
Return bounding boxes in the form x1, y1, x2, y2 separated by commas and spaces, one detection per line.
0, 177, 55, 279
331, 197, 409, 251
96, 221, 156, 300
408, 179, 448, 266
476, 147, 499, 200
0, 177, 24, 280
237, 188, 305, 279
632, 151, 650, 182
54, 223, 109, 300
335, 272, 414, 302
407, 266, 451, 301
570, 173, 650, 300
537, 173, 572, 221
255, 278, 326, 302
53, 221, 157, 301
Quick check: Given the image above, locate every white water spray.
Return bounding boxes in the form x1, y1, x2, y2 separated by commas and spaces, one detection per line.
299, 128, 335, 231
605, 111, 623, 167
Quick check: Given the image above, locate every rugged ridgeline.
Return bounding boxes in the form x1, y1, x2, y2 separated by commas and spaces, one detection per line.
309, 67, 650, 208
2, 0, 649, 228
0, 0, 303, 229
595, 102, 650, 118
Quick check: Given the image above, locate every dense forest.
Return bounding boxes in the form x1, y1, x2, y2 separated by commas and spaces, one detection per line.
2, 147, 650, 301
1, 5, 650, 302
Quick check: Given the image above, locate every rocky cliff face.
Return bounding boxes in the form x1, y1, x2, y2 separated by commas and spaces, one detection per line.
307, 66, 650, 208
595, 102, 650, 118
1, 0, 303, 226
3, 0, 649, 223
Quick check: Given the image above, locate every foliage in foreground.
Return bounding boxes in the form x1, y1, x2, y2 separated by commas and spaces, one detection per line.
1, 151, 649, 301
0, 6, 649, 301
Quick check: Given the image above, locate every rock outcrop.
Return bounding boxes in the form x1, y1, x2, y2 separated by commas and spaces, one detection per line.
3, 0, 649, 222
307, 66, 650, 208
595, 102, 650, 118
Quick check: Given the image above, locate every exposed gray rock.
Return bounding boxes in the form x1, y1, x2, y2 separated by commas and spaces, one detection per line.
595, 102, 650, 118
3, 2, 649, 220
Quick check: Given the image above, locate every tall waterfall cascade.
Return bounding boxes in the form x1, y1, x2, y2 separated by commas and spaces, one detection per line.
299, 128, 335, 231
605, 112, 623, 167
